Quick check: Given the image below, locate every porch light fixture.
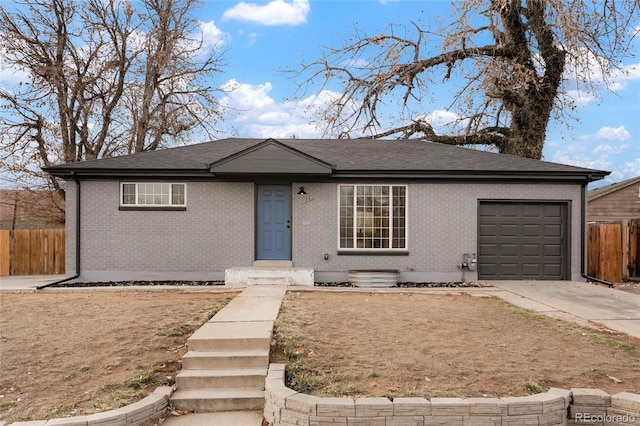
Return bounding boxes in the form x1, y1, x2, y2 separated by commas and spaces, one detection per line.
297, 186, 307, 195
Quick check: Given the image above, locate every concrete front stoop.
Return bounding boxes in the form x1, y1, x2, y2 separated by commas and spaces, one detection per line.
225, 263, 314, 287
169, 285, 287, 414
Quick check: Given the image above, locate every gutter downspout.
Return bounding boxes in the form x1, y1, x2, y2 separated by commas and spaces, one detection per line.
37, 173, 81, 289
580, 180, 614, 287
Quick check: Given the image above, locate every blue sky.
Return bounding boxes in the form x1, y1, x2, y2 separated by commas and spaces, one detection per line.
1, 0, 638, 188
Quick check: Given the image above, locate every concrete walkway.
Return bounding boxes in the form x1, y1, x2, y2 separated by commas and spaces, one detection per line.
164, 285, 287, 426
488, 280, 640, 338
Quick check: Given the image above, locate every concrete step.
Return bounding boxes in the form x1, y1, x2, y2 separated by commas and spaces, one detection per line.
182, 350, 269, 370
159, 411, 264, 426
253, 260, 293, 267
170, 388, 265, 412
225, 266, 314, 286
176, 368, 267, 389
247, 276, 292, 286
188, 321, 273, 351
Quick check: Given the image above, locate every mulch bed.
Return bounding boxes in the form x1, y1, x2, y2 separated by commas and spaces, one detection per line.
48, 280, 225, 287
50, 280, 493, 288
315, 281, 493, 288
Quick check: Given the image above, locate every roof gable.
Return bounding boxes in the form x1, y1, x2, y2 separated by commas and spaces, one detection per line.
209, 139, 333, 175
588, 176, 640, 201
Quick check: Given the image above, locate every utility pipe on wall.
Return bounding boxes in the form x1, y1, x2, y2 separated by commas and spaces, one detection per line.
37, 173, 81, 289
579, 180, 614, 287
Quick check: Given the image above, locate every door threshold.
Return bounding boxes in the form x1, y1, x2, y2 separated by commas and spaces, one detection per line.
253, 260, 293, 267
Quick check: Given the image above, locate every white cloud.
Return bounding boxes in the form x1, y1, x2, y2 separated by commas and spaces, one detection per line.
258, 111, 290, 123
221, 79, 276, 111
593, 143, 631, 154
563, 89, 597, 107
218, 78, 337, 138
417, 109, 470, 135
199, 20, 228, 51
552, 149, 613, 172
616, 157, 640, 179
0, 47, 30, 87
595, 126, 631, 141
560, 45, 640, 106
0, 67, 29, 87
222, 0, 310, 26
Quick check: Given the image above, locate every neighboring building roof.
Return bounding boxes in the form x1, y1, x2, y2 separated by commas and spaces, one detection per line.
44, 138, 609, 182
588, 176, 640, 201
0, 189, 65, 229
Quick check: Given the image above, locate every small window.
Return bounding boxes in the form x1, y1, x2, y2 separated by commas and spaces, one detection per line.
338, 184, 407, 250
120, 183, 186, 207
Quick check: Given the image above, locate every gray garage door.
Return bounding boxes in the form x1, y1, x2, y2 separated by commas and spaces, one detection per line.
478, 202, 568, 280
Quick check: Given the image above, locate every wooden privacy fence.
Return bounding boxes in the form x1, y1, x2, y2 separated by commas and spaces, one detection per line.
587, 219, 639, 283
0, 229, 65, 276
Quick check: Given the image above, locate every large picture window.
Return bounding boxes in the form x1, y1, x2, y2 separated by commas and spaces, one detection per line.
120, 183, 186, 207
339, 184, 407, 250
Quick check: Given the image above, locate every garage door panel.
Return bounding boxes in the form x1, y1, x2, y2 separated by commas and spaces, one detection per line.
522, 264, 542, 276
522, 244, 541, 256
544, 244, 561, 256
479, 224, 498, 236
522, 224, 541, 237
522, 204, 541, 217
544, 264, 562, 276
544, 204, 562, 217
479, 243, 497, 256
498, 263, 519, 277
501, 244, 519, 256
500, 205, 520, 217
478, 201, 567, 280
544, 224, 562, 237
500, 224, 519, 236
478, 263, 497, 276
479, 204, 497, 216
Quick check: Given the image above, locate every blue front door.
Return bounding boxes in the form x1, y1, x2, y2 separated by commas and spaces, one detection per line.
256, 185, 292, 260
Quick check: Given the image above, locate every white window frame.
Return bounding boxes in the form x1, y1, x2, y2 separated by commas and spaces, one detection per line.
337, 184, 408, 251
120, 182, 187, 207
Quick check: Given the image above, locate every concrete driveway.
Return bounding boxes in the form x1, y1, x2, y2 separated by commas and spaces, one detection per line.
0, 274, 65, 290
490, 281, 640, 338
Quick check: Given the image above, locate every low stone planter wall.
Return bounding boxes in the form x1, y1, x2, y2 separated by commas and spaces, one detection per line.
265, 364, 640, 426
5, 386, 172, 426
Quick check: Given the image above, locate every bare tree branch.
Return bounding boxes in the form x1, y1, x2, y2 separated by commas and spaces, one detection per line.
295, 0, 639, 159
0, 0, 225, 192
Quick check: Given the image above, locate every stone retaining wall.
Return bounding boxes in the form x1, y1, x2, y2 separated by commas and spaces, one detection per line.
265, 364, 640, 426
4, 386, 172, 426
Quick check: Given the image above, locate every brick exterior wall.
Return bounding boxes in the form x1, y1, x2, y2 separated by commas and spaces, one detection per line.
65, 179, 585, 282
292, 182, 584, 282
67, 180, 254, 281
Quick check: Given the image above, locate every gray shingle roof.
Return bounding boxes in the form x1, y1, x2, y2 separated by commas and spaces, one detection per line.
44, 137, 608, 180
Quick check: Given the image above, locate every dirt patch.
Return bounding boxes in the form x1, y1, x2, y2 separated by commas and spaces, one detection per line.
0, 290, 236, 423
272, 291, 640, 399
614, 281, 640, 295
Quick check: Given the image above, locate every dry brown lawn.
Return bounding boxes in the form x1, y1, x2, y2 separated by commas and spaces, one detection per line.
1, 287, 639, 424
0, 290, 236, 423
272, 291, 640, 399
